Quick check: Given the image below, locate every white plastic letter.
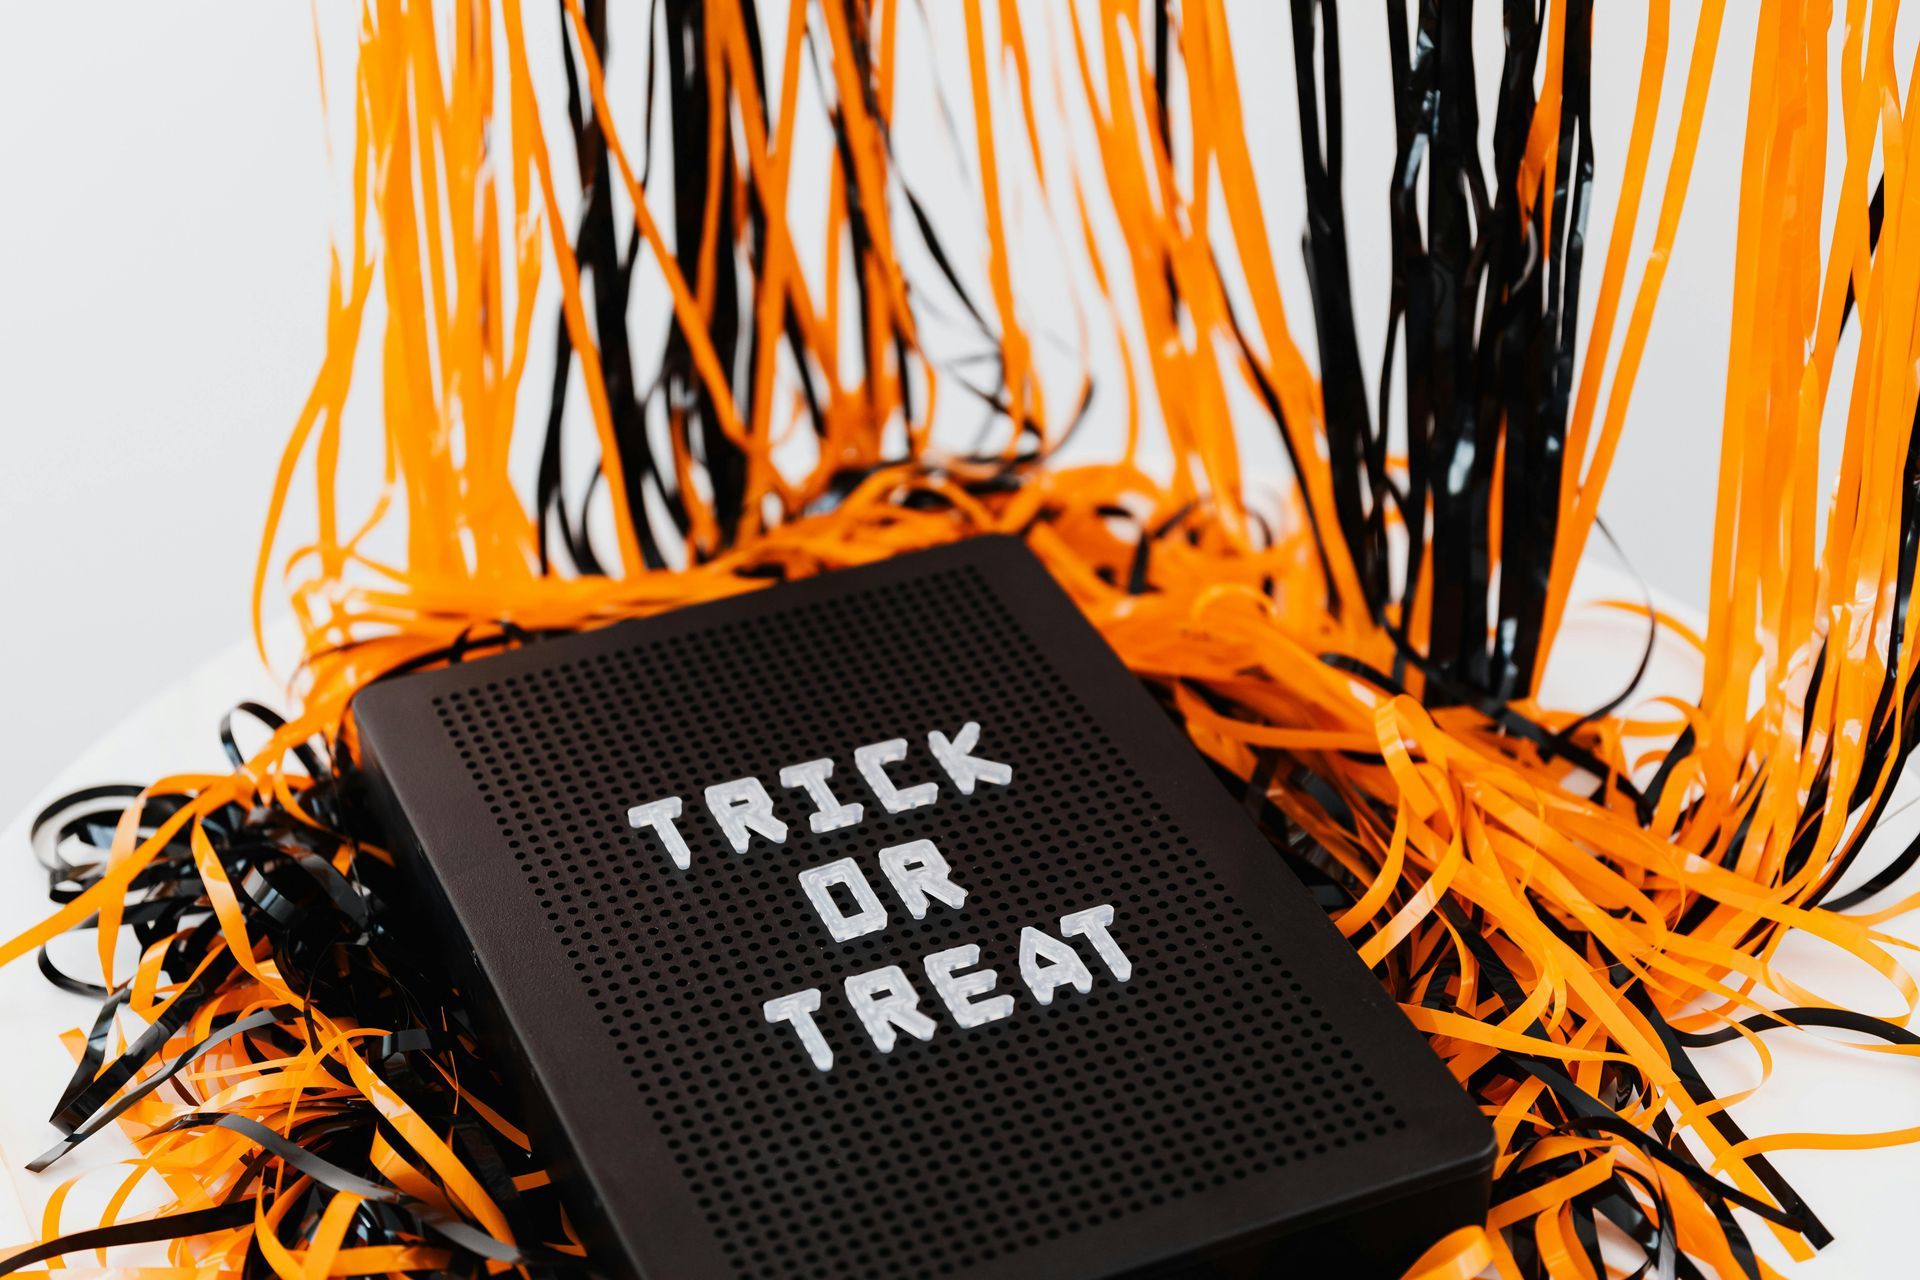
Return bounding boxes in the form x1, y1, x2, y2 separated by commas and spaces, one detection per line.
878, 839, 968, 919
626, 797, 692, 871
1019, 925, 1094, 1005
1060, 903, 1133, 982
924, 944, 1014, 1028
778, 758, 865, 834
798, 857, 890, 942
844, 965, 937, 1053
704, 776, 788, 854
927, 722, 1013, 794
763, 988, 834, 1072
855, 738, 938, 813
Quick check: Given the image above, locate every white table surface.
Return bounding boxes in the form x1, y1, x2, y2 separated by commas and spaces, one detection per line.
2, 582, 1917, 1275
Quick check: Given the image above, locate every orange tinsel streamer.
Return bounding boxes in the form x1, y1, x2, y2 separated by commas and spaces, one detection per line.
5, 3, 1919, 1278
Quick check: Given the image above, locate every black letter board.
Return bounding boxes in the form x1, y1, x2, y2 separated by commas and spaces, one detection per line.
353, 535, 1493, 1279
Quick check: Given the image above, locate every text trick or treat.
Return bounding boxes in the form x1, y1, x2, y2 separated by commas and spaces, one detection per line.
628, 722, 1132, 1071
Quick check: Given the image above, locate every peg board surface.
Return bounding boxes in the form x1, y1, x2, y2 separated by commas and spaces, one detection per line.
354, 536, 1492, 1279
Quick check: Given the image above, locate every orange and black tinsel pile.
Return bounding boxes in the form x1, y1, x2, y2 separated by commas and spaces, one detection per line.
7, 2, 1920, 1277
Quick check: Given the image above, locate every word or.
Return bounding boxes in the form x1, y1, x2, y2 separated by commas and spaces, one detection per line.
762, 904, 1132, 1071
798, 840, 966, 942
626, 722, 1011, 869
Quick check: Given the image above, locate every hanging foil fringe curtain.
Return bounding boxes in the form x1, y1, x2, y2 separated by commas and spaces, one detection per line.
6, 2, 1920, 1277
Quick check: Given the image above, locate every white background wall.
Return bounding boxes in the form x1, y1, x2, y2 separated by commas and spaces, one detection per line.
0, 2, 1894, 824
